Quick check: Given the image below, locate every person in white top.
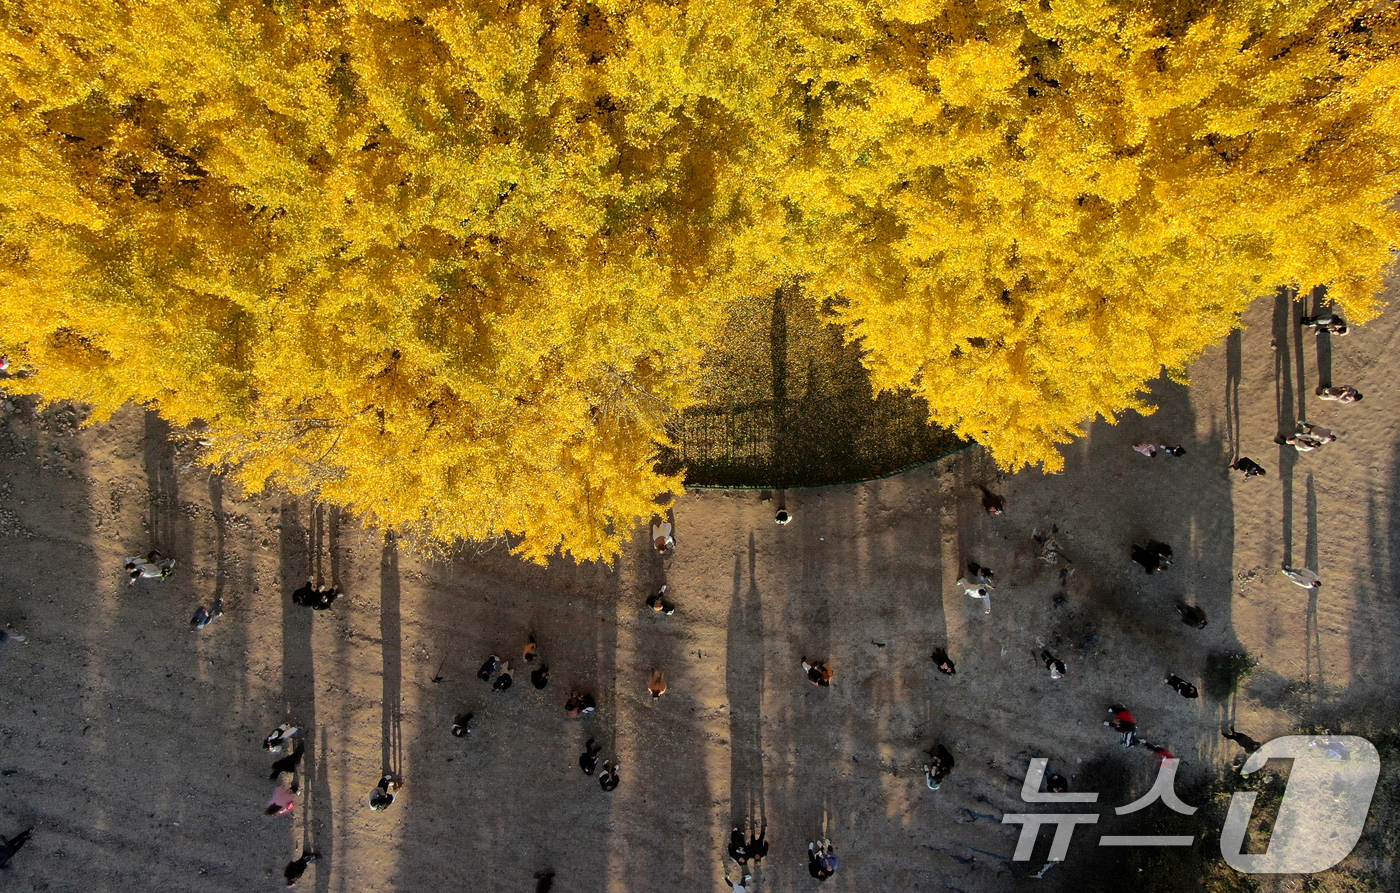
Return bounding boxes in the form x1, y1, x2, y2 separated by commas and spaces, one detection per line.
652, 520, 675, 554
1282, 566, 1322, 589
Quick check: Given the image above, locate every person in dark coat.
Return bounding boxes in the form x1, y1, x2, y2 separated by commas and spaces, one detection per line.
1232, 457, 1267, 478
931, 647, 956, 676
531, 664, 550, 690
728, 827, 748, 865
579, 739, 601, 775
269, 740, 306, 785
0, 827, 32, 868
1131, 541, 1173, 573
745, 825, 768, 864
492, 661, 514, 692
1176, 603, 1208, 629
1165, 674, 1199, 699
598, 760, 619, 791
284, 852, 316, 888
450, 713, 473, 738
1223, 726, 1263, 754
477, 655, 500, 682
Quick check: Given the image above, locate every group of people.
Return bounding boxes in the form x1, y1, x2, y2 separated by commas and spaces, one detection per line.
260, 723, 320, 887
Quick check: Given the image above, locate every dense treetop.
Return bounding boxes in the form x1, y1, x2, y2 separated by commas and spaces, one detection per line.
1, 0, 1396, 561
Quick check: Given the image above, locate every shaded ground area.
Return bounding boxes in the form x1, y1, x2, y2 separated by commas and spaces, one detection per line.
661, 286, 966, 487
0, 281, 1398, 893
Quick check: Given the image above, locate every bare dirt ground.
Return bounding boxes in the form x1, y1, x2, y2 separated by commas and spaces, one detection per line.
2, 276, 1399, 893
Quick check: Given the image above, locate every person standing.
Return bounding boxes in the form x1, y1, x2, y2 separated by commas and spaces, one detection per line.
652, 519, 675, 554
745, 825, 768, 864
801, 657, 833, 686
728, 827, 748, 866
931, 647, 956, 675
369, 774, 400, 810
284, 852, 317, 888
492, 661, 514, 692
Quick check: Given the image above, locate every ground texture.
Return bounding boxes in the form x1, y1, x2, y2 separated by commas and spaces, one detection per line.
2, 280, 1399, 893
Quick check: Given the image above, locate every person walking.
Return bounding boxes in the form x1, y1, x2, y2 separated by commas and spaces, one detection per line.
979, 485, 1005, 516
1282, 566, 1322, 589
925, 743, 955, 790
816, 840, 838, 875
125, 551, 176, 585
269, 739, 306, 785
1131, 540, 1172, 573
931, 647, 956, 676
1175, 603, 1208, 629
264, 723, 299, 753
450, 713, 473, 738
1223, 726, 1263, 754
649, 669, 667, 700
1165, 674, 1199, 699
598, 760, 620, 791
801, 657, 833, 686
1132, 443, 1158, 458
652, 519, 675, 554
1301, 313, 1348, 335
291, 579, 340, 609
745, 825, 768, 864
1140, 741, 1176, 765
1041, 650, 1066, 679
190, 596, 224, 630
266, 785, 296, 816
807, 842, 828, 879
1232, 457, 1267, 478
523, 634, 538, 663
1106, 705, 1138, 747
0, 627, 27, 647
284, 852, 317, 888
647, 585, 676, 615
579, 739, 601, 775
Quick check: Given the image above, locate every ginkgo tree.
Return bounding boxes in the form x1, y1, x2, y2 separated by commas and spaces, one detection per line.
1, 0, 1396, 562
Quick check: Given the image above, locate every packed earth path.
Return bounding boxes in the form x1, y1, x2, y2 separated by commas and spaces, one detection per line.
2, 281, 1399, 893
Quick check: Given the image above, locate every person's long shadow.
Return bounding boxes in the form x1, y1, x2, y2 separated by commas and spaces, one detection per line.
728, 535, 766, 835
278, 500, 320, 872
380, 534, 403, 782
142, 410, 183, 554
1225, 329, 1243, 463
1303, 474, 1323, 703
1274, 290, 1300, 568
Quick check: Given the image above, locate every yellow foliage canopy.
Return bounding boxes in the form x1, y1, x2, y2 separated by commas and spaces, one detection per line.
1, 0, 1397, 560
